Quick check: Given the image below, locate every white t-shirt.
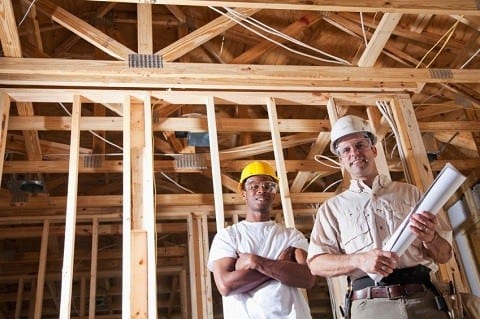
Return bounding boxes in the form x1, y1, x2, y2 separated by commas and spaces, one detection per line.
208, 220, 312, 319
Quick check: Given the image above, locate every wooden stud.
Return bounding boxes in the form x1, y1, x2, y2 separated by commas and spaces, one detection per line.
34, 220, 50, 319
267, 97, 295, 228
142, 96, 158, 318
206, 96, 225, 231
88, 217, 99, 319
122, 95, 132, 318
0, 93, 10, 186
59, 95, 82, 319
15, 277, 24, 319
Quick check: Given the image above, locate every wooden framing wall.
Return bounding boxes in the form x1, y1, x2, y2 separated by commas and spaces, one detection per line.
0, 87, 478, 318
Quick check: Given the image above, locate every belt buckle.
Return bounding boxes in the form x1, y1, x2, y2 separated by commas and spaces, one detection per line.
386, 286, 392, 299
387, 284, 403, 300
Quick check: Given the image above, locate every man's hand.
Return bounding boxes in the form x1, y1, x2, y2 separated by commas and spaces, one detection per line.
235, 253, 257, 271
410, 211, 437, 243
357, 249, 400, 277
278, 246, 296, 262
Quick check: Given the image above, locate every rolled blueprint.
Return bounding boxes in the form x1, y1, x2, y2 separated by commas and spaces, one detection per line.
369, 163, 467, 282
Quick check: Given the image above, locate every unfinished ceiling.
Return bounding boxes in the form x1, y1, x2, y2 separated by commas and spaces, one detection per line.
0, 1, 479, 318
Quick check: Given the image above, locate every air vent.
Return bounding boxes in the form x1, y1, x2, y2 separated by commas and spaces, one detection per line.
174, 153, 207, 170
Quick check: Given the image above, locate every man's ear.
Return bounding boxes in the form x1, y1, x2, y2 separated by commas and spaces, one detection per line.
372, 145, 378, 157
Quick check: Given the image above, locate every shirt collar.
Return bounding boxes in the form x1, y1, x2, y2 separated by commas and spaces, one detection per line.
349, 174, 391, 193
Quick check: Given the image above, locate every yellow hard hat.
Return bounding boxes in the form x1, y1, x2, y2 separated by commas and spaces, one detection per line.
238, 161, 278, 190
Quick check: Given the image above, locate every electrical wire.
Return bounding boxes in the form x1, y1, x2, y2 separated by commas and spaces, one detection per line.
359, 12, 368, 47
58, 102, 124, 151
17, 0, 37, 27
58, 103, 196, 194
209, 6, 351, 65
313, 154, 342, 169
159, 172, 195, 194
224, 7, 351, 65
459, 47, 480, 69
323, 179, 343, 192
416, 16, 463, 69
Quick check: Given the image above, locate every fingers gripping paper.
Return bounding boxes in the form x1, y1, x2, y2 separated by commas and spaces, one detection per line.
369, 163, 466, 282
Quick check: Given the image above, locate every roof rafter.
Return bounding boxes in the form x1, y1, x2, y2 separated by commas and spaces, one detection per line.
89, 0, 480, 15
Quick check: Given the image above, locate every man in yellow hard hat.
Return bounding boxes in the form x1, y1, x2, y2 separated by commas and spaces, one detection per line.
208, 161, 315, 318
307, 115, 452, 319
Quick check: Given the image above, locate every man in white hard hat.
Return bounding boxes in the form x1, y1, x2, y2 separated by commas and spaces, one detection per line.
208, 161, 315, 318
307, 115, 452, 319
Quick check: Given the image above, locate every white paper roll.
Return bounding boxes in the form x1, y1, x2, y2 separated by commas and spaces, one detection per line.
368, 163, 466, 282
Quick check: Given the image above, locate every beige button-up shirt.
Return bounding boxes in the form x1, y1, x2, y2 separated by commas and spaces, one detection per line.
307, 175, 452, 279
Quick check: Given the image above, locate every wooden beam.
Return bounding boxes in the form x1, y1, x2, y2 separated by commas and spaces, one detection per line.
33, 220, 49, 319
390, 96, 468, 294
201, 215, 214, 317
231, 12, 323, 64
88, 218, 99, 319
1, 159, 334, 174
122, 96, 132, 318
0, 0, 22, 57
187, 215, 200, 318
9, 58, 480, 90
16, 103, 43, 161
19, 2, 44, 54
59, 95, 82, 319
267, 97, 295, 227
357, 13, 402, 67
157, 7, 260, 61
0, 93, 10, 187
137, 3, 153, 54
0, 1, 43, 164
131, 230, 148, 317
15, 278, 24, 319
0, 192, 336, 211
390, 97, 433, 190
142, 96, 158, 318
7, 116, 329, 132
206, 97, 225, 231
367, 106, 391, 180
26, 0, 135, 60
89, 0, 480, 15
0, 88, 404, 105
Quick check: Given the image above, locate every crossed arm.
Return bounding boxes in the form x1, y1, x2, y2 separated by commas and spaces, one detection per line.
212, 247, 316, 296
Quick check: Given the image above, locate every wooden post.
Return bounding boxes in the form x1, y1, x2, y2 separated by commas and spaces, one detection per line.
34, 220, 49, 319
122, 96, 132, 318
88, 217, 99, 319
187, 215, 199, 319
0, 93, 10, 186
206, 96, 225, 231
59, 96, 81, 319
390, 96, 468, 292
15, 278, 24, 319
266, 97, 295, 228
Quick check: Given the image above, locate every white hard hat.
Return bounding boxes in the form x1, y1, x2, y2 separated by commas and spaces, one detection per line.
330, 115, 377, 153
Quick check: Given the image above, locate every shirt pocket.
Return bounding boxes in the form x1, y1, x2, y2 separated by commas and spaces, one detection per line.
387, 200, 423, 249
339, 210, 373, 254
387, 200, 416, 229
